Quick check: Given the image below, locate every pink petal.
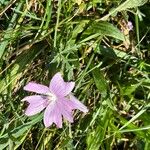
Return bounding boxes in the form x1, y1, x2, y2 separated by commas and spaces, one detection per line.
44, 101, 62, 128
68, 94, 88, 113
59, 98, 74, 111
65, 82, 75, 95
57, 100, 73, 123
61, 109, 73, 123
21, 95, 46, 102
49, 72, 75, 96
22, 95, 48, 116
24, 82, 50, 94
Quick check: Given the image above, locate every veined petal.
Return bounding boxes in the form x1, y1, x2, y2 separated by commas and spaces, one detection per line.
55, 111, 62, 128
44, 101, 62, 128
60, 98, 74, 112
24, 82, 50, 94
21, 95, 47, 103
23, 95, 48, 116
49, 72, 75, 96
65, 82, 75, 96
57, 100, 73, 123
61, 109, 73, 123
68, 94, 88, 113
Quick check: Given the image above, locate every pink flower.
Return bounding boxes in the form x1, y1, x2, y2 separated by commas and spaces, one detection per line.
127, 21, 133, 31
21, 72, 88, 128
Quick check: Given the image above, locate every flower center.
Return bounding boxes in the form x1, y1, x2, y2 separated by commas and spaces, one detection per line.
46, 92, 57, 102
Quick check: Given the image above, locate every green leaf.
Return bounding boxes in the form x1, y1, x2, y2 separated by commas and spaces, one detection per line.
85, 21, 125, 41
120, 125, 150, 133
115, 0, 148, 11
101, 0, 148, 20
92, 66, 108, 98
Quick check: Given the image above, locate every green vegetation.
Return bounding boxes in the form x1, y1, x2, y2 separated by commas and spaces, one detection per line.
0, 0, 150, 149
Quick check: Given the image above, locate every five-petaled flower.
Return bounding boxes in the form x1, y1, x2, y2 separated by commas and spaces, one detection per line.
21, 72, 88, 128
